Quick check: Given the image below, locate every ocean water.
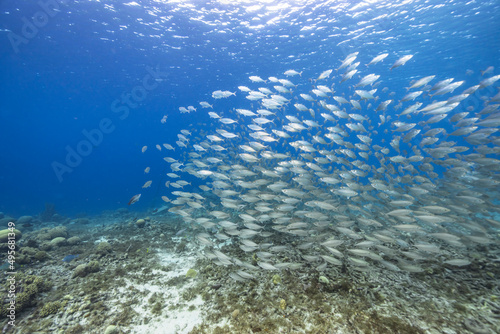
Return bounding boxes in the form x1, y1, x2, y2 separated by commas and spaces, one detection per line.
1, 1, 500, 333
1, 0, 499, 216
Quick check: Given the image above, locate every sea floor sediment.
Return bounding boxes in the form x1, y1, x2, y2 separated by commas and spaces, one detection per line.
1, 211, 499, 334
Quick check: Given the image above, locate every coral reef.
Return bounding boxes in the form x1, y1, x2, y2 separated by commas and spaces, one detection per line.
186, 268, 198, 278
0, 274, 52, 317
49, 236, 66, 247
66, 236, 81, 245
135, 218, 146, 228
0, 210, 497, 334
37, 226, 68, 241
96, 241, 112, 255
0, 228, 21, 244
72, 260, 100, 278
34, 250, 49, 261
39, 301, 61, 317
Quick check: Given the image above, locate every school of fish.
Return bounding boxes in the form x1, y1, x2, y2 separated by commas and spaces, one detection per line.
139, 52, 500, 281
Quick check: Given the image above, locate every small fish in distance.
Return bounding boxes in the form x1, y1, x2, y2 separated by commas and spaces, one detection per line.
128, 194, 141, 205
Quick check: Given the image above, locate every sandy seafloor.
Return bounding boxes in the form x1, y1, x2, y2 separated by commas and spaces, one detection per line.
1, 210, 499, 334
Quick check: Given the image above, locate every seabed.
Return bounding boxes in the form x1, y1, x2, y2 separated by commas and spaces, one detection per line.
1, 210, 499, 334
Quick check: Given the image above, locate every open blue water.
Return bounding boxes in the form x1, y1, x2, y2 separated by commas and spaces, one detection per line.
1, 0, 499, 217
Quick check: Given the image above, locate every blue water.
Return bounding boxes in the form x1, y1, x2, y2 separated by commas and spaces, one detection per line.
0, 0, 499, 217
